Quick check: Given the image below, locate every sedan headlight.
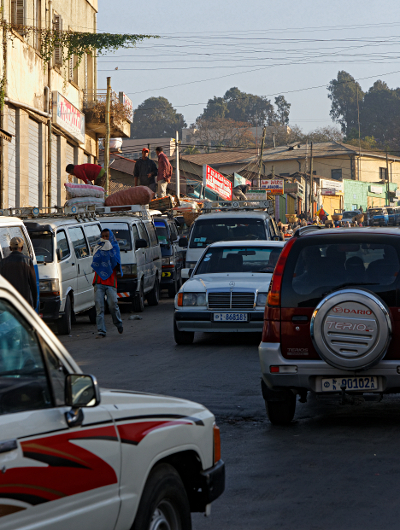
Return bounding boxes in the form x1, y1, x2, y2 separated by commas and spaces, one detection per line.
256, 292, 269, 307
177, 292, 207, 307
39, 279, 60, 294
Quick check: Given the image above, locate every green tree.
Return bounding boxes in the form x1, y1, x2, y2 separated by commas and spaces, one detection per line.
192, 118, 255, 150
328, 71, 364, 135
201, 97, 228, 120
274, 95, 291, 125
130, 97, 186, 139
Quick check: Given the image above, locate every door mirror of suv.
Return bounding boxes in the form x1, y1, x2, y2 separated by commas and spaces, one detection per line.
181, 268, 194, 279
178, 237, 188, 248
136, 238, 147, 249
56, 248, 62, 261
65, 374, 100, 409
272, 235, 282, 241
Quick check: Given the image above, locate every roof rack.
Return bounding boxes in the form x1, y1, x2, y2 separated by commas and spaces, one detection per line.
0, 204, 152, 222
202, 199, 274, 215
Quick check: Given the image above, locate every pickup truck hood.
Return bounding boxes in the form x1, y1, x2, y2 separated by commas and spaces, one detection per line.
181, 273, 273, 293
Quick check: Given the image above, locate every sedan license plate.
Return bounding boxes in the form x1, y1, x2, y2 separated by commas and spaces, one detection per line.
321, 376, 380, 392
213, 312, 248, 322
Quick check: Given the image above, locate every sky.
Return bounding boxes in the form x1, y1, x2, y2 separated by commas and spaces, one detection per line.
96, 0, 400, 134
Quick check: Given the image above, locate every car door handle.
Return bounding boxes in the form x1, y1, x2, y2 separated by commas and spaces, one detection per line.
0, 439, 17, 454
292, 315, 308, 322
78, 264, 80, 274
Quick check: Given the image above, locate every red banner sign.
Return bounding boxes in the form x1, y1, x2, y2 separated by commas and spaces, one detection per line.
203, 165, 232, 201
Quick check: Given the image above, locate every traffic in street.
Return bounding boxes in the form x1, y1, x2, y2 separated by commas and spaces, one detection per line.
62, 296, 400, 530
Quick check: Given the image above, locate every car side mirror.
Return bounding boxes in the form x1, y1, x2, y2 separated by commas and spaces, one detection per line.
178, 237, 188, 248
56, 248, 62, 261
136, 238, 147, 249
181, 268, 194, 279
65, 374, 100, 428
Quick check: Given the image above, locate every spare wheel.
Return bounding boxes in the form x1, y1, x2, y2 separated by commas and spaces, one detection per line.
311, 289, 392, 371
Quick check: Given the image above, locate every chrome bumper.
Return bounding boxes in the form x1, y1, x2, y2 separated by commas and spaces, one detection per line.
259, 342, 400, 393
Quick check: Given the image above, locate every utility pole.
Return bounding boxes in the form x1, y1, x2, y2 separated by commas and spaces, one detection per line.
104, 77, 111, 196
258, 126, 267, 187
386, 149, 390, 206
47, 0, 53, 208
175, 131, 180, 199
357, 87, 362, 180
304, 140, 308, 215
310, 142, 314, 217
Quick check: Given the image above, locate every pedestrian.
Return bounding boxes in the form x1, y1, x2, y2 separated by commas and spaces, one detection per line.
156, 146, 173, 198
134, 148, 158, 193
66, 163, 106, 189
91, 228, 123, 338
0, 237, 37, 308
233, 183, 251, 201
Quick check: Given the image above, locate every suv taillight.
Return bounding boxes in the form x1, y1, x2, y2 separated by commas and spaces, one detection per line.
267, 238, 296, 307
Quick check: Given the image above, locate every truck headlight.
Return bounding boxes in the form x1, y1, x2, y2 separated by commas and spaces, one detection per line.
39, 279, 60, 294
256, 292, 268, 307
120, 264, 137, 277
162, 257, 175, 267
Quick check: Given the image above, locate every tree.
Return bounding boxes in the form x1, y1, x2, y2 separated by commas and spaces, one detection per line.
198, 87, 276, 126
328, 71, 364, 135
274, 96, 291, 125
130, 97, 187, 139
192, 118, 255, 150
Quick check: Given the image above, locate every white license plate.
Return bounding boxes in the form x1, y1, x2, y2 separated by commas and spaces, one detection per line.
321, 376, 380, 392
213, 313, 248, 322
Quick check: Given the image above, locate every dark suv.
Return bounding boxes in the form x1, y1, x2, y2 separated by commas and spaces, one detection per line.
154, 217, 185, 297
259, 226, 400, 424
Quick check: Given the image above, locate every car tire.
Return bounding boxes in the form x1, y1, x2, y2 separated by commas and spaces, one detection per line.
133, 282, 145, 312
147, 277, 160, 306
265, 391, 296, 425
57, 296, 72, 335
174, 318, 194, 345
131, 463, 192, 530
88, 306, 96, 324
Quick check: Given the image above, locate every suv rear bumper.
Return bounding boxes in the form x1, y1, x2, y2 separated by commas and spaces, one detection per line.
259, 342, 400, 393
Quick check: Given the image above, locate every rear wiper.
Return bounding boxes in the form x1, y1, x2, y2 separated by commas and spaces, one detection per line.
322, 282, 378, 297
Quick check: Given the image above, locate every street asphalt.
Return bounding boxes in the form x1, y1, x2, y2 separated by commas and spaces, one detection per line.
59, 295, 400, 530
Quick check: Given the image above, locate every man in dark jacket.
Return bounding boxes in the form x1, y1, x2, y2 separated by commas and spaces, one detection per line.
134, 148, 158, 192
1, 237, 37, 308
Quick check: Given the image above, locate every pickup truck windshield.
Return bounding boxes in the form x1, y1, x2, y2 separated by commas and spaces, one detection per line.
196, 246, 282, 274
101, 222, 132, 251
30, 232, 54, 263
190, 218, 267, 249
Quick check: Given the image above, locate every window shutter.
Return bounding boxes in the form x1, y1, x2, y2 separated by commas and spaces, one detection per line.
11, 0, 25, 35
53, 14, 63, 66
69, 56, 74, 80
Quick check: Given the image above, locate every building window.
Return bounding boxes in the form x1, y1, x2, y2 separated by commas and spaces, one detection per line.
331, 169, 342, 180
11, 0, 25, 35
69, 55, 78, 85
53, 14, 63, 66
379, 167, 388, 180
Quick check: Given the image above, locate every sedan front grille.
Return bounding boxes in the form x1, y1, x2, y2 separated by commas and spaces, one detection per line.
208, 292, 255, 310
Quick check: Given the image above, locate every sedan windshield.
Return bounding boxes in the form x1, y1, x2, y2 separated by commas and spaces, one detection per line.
190, 218, 267, 248
196, 246, 283, 274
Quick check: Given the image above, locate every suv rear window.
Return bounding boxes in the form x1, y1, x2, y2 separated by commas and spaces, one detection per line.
190, 218, 267, 248
282, 235, 400, 308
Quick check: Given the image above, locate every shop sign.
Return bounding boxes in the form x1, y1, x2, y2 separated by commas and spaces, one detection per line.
396, 189, 400, 197
284, 182, 300, 195
119, 92, 134, 123
320, 179, 343, 193
370, 185, 383, 194
260, 178, 284, 195
203, 165, 232, 201
322, 188, 337, 196
246, 189, 268, 200
52, 92, 85, 144
234, 173, 251, 187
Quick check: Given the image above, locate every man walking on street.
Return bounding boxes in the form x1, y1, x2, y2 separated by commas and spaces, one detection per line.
134, 148, 158, 192
66, 163, 106, 189
1, 237, 37, 308
91, 228, 123, 338
156, 146, 173, 198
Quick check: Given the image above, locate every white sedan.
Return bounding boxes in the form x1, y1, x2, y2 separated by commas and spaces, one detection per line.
174, 240, 285, 344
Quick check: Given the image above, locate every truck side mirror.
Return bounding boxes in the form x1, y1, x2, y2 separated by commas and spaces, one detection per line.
178, 237, 188, 248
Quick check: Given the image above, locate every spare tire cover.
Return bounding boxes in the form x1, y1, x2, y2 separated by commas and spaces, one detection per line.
311, 289, 391, 370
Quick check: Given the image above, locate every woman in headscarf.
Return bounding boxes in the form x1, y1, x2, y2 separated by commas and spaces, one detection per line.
91, 228, 123, 338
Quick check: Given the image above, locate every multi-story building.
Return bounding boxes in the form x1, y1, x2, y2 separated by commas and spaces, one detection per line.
0, 0, 130, 208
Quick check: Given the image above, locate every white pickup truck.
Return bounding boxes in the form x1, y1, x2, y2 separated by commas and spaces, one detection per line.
0, 276, 224, 530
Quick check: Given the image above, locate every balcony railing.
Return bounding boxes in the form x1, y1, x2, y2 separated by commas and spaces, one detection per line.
83, 90, 131, 138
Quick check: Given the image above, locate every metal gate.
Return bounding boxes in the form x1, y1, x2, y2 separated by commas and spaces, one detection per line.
28, 119, 40, 206
66, 143, 78, 184
7, 106, 17, 208
51, 133, 58, 206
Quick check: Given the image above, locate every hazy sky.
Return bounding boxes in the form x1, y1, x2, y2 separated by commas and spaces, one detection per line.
97, 0, 400, 133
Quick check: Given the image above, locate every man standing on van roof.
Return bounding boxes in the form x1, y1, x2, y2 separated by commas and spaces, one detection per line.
156, 146, 173, 198
66, 163, 106, 189
91, 228, 123, 338
1, 237, 37, 308
134, 148, 158, 192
